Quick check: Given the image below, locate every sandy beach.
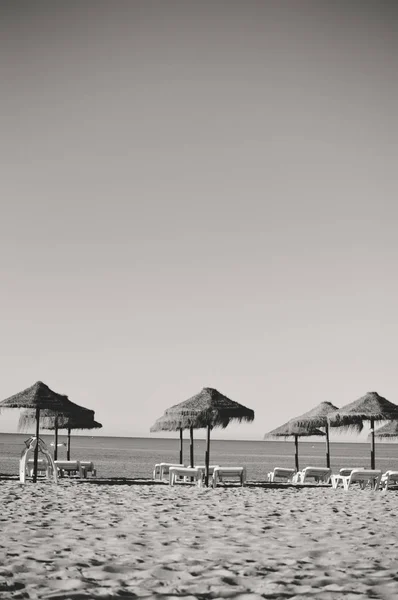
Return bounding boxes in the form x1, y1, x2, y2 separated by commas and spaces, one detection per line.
1, 479, 398, 600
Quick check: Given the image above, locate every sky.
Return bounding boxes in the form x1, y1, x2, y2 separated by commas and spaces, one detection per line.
0, 1, 397, 441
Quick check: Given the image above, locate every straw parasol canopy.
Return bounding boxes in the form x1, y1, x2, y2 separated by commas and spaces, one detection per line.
17, 409, 97, 432
0, 381, 94, 481
294, 401, 339, 428
158, 387, 255, 429
371, 421, 398, 440
18, 409, 102, 461
0, 381, 92, 415
329, 392, 398, 431
264, 420, 326, 471
151, 387, 255, 485
329, 391, 398, 469
291, 401, 339, 468
151, 415, 189, 432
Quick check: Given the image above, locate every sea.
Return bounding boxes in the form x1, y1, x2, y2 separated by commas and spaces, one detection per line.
1, 433, 397, 481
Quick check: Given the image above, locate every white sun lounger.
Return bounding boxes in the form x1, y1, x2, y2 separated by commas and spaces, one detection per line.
169, 465, 219, 484
153, 463, 184, 480
79, 461, 96, 477
380, 471, 398, 492
339, 467, 365, 477
194, 465, 219, 477
54, 460, 83, 478
331, 467, 365, 488
212, 467, 246, 487
293, 467, 332, 484
169, 466, 204, 487
334, 469, 382, 491
267, 467, 296, 483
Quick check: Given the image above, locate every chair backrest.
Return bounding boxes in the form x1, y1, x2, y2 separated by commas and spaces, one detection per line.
160, 463, 184, 474
274, 468, 296, 476
384, 471, 398, 486
169, 466, 203, 476
80, 461, 94, 469
214, 467, 245, 475
55, 460, 80, 470
195, 465, 219, 474
339, 467, 365, 477
349, 469, 381, 482
304, 467, 331, 477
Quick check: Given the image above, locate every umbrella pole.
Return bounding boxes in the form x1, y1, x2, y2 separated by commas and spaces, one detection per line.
54, 416, 59, 461
325, 422, 330, 469
179, 428, 183, 465
370, 417, 375, 469
190, 426, 194, 468
294, 435, 299, 471
205, 425, 211, 487
67, 428, 71, 460
33, 407, 40, 483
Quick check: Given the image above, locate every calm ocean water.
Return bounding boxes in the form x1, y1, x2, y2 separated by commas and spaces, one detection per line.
1, 433, 397, 481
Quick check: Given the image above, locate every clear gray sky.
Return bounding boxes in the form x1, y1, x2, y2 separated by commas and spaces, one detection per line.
0, 1, 397, 440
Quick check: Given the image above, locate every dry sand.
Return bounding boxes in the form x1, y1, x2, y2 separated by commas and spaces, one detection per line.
1, 478, 398, 600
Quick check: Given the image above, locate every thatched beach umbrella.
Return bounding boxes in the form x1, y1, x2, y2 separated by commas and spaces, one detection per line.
329, 391, 398, 469
18, 410, 102, 460
151, 387, 255, 486
292, 401, 339, 468
0, 381, 94, 481
371, 421, 398, 440
265, 421, 326, 471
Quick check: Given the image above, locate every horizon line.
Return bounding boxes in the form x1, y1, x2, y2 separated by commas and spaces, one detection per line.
0, 431, 394, 444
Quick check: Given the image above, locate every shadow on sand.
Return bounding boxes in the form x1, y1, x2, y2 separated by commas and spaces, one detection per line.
0, 473, 334, 489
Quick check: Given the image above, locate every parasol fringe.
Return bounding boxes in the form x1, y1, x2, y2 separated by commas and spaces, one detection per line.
150, 388, 254, 432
